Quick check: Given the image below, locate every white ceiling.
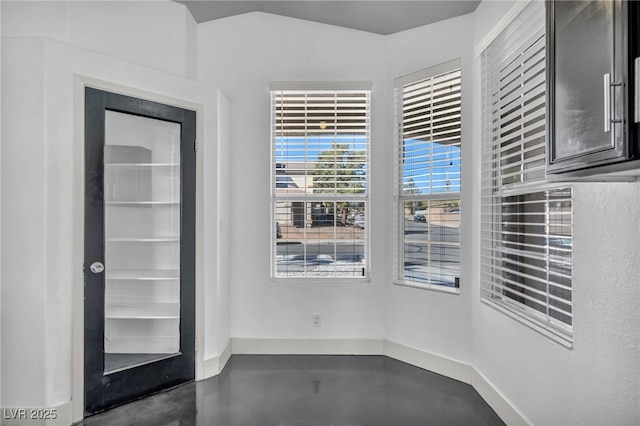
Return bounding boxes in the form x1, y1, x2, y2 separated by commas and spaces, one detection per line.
175, 1, 481, 35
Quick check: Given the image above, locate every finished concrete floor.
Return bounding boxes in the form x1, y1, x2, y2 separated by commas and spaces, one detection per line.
80, 355, 505, 426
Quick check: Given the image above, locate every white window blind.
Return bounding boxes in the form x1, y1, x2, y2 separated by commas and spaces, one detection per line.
272, 89, 370, 278
395, 60, 462, 289
480, 1, 574, 345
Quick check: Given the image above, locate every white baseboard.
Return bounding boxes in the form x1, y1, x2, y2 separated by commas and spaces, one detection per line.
471, 368, 530, 426
383, 340, 474, 384
218, 338, 233, 372
202, 338, 232, 379
382, 340, 527, 425
0, 400, 72, 426
231, 337, 384, 355
46, 401, 72, 426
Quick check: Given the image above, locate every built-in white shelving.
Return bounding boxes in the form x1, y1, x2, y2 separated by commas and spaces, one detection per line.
105, 302, 180, 320
102, 132, 182, 360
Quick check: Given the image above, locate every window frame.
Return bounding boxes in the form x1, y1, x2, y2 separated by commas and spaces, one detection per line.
479, 1, 574, 347
270, 83, 372, 281
393, 59, 463, 293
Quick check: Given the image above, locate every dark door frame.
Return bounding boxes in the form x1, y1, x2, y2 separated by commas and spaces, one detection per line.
83, 87, 197, 415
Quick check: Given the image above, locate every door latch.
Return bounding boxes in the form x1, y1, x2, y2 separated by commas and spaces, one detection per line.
90, 262, 105, 274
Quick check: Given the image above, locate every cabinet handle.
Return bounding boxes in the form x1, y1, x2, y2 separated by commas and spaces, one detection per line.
635, 57, 639, 124
604, 73, 622, 132
604, 73, 611, 133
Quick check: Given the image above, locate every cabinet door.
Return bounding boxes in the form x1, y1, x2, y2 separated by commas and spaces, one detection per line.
548, 0, 628, 172
84, 88, 196, 415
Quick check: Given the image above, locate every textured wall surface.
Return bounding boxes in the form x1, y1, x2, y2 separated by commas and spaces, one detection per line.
470, 2, 640, 425
1, 2, 639, 425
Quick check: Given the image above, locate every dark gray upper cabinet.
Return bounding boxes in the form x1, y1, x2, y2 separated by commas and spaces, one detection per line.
547, 0, 640, 178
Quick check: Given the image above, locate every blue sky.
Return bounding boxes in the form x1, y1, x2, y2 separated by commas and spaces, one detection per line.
274, 136, 460, 194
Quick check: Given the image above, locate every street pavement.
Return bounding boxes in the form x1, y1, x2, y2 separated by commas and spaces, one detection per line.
275, 220, 460, 284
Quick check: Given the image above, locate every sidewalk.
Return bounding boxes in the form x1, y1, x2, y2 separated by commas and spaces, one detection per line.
280, 224, 365, 240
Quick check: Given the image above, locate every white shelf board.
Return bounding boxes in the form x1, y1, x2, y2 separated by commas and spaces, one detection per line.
105, 163, 180, 167
105, 302, 180, 319
106, 237, 179, 242
105, 201, 180, 206
106, 269, 180, 281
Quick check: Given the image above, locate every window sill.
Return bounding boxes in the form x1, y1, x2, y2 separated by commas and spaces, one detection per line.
481, 297, 573, 349
271, 277, 372, 284
393, 280, 460, 295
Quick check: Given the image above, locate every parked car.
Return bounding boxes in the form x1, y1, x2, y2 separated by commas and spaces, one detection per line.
276, 222, 282, 239
413, 213, 426, 222
354, 213, 365, 229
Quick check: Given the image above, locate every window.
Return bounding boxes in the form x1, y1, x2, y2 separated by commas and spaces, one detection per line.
394, 60, 462, 290
480, 1, 573, 346
271, 85, 371, 278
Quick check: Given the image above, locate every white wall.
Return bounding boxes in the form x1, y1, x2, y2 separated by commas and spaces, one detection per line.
1, 39, 48, 408
203, 92, 232, 362
384, 14, 475, 364
197, 13, 389, 341
2, 36, 228, 414
216, 94, 232, 355
471, 184, 640, 426
470, 2, 640, 425
2, 2, 639, 425
0, 1, 3, 410
2, 0, 197, 78
1, 0, 229, 418
196, 4, 477, 378
197, 5, 640, 424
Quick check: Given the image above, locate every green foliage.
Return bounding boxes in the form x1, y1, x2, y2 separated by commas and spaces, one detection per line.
312, 143, 366, 223
312, 143, 366, 194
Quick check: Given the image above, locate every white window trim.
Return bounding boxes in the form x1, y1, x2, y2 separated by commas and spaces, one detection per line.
270, 85, 372, 280
269, 81, 373, 91
393, 279, 461, 295
480, 291, 573, 348
393, 58, 461, 89
480, 184, 574, 347
479, 0, 574, 347
473, 0, 533, 57
393, 60, 462, 293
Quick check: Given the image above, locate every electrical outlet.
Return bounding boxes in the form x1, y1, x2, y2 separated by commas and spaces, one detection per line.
312, 313, 321, 327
